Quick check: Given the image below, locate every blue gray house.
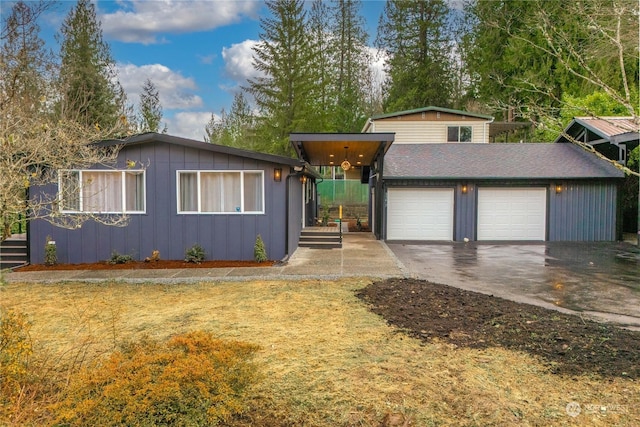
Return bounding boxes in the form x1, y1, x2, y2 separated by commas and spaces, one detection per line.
25, 114, 629, 266
29, 133, 310, 264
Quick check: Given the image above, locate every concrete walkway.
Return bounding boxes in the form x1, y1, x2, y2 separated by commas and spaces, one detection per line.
3, 232, 405, 284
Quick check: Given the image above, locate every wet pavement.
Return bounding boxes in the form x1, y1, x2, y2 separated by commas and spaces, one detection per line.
387, 241, 640, 329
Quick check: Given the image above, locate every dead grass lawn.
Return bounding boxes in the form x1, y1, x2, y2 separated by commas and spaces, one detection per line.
2, 279, 638, 426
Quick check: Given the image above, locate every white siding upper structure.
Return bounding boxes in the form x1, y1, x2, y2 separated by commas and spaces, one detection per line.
362, 106, 494, 144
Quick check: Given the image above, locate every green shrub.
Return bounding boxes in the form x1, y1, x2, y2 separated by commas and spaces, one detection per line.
44, 235, 57, 266
108, 251, 133, 265
184, 244, 205, 263
52, 331, 260, 426
254, 235, 267, 263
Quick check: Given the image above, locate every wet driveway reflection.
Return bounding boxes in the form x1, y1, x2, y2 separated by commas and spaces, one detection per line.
387, 241, 640, 327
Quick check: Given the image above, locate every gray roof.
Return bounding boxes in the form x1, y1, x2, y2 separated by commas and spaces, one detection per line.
384, 143, 625, 180
97, 132, 304, 167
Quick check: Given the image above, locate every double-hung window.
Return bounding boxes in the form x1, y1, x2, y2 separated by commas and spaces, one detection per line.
177, 170, 264, 214
447, 126, 472, 142
59, 170, 146, 213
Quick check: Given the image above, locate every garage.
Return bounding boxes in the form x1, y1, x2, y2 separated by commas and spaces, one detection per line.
477, 188, 547, 241
387, 188, 454, 240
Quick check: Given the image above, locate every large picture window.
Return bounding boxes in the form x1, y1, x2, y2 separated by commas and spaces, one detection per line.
447, 126, 472, 142
59, 170, 146, 213
177, 170, 264, 214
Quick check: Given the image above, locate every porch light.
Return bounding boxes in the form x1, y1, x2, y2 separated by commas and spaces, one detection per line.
300, 175, 307, 184
341, 146, 351, 171
461, 184, 468, 194
273, 168, 282, 182
555, 184, 562, 194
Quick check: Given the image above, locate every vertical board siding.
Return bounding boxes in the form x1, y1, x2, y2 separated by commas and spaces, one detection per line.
455, 183, 476, 241
549, 181, 618, 241
30, 141, 293, 264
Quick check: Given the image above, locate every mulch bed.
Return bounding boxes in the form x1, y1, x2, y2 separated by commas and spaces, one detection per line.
16, 259, 275, 271
357, 278, 640, 379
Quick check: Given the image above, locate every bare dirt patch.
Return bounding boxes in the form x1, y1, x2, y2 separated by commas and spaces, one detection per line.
357, 277, 640, 379
16, 259, 274, 271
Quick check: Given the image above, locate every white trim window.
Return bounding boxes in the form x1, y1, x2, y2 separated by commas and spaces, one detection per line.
177, 170, 264, 214
59, 170, 146, 213
447, 126, 472, 142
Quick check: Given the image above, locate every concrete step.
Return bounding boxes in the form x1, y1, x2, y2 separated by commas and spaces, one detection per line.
1, 239, 28, 269
298, 241, 342, 249
299, 230, 342, 249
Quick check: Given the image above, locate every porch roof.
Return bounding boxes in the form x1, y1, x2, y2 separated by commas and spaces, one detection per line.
289, 132, 395, 167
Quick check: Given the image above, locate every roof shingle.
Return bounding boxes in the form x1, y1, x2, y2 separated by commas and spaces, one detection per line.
383, 143, 625, 179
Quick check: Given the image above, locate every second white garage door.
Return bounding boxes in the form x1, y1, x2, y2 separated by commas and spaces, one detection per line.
477, 188, 547, 241
387, 188, 454, 240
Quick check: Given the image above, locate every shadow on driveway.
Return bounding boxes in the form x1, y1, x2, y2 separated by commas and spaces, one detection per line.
387, 241, 640, 329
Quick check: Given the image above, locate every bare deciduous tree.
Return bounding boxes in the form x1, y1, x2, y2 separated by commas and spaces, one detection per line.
1, 1, 129, 242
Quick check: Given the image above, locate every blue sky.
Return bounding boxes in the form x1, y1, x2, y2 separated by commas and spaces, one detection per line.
16, 0, 388, 140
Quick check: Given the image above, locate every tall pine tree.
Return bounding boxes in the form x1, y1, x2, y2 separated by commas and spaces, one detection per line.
376, 0, 454, 112
330, 0, 372, 132
306, 0, 337, 132
57, 0, 123, 131
247, 0, 315, 156
204, 92, 256, 148
0, 1, 53, 113
138, 78, 165, 133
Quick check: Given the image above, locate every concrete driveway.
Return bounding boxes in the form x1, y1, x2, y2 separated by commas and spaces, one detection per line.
387, 241, 640, 329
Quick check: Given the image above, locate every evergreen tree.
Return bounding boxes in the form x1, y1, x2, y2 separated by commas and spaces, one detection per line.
226, 91, 256, 148
57, 0, 124, 131
204, 92, 256, 148
376, 0, 454, 112
330, 0, 371, 131
0, 1, 53, 113
462, 0, 638, 123
204, 111, 227, 144
138, 78, 165, 133
247, 0, 315, 156
307, 0, 337, 132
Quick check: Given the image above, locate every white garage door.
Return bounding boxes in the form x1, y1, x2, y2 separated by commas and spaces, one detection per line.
387, 188, 454, 240
477, 188, 547, 241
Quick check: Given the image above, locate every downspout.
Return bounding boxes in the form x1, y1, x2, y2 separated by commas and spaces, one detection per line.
282, 171, 295, 263
282, 169, 309, 263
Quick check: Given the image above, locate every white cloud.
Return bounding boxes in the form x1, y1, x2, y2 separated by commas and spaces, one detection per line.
100, 0, 261, 44
221, 39, 262, 84
367, 46, 388, 88
117, 63, 203, 110
165, 111, 216, 141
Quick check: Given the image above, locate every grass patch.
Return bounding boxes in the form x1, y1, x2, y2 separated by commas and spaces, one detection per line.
2, 279, 639, 426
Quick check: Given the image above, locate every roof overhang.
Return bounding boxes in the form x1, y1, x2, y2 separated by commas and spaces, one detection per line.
289, 133, 395, 166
